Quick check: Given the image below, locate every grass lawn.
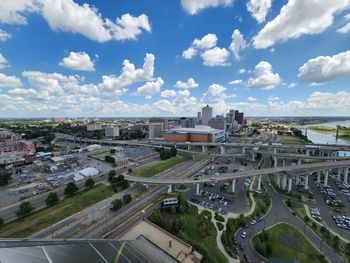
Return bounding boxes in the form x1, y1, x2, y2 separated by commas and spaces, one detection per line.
278, 135, 304, 144
288, 202, 350, 261
88, 151, 113, 161
131, 155, 191, 178
253, 223, 326, 263
174, 209, 228, 263
0, 184, 115, 238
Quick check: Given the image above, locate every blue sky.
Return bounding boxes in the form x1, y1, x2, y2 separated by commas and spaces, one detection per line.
0, 0, 350, 118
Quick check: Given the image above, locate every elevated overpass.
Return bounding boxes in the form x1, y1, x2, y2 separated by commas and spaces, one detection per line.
124, 159, 350, 185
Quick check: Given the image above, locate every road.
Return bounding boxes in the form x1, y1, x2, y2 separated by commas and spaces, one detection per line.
0, 155, 159, 222
235, 156, 344, 263
123, 159, 350, 185
32, 156, 210, 239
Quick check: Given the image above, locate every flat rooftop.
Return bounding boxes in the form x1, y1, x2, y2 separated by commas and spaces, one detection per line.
165, 125, 223, 134
120, 220, 202, 263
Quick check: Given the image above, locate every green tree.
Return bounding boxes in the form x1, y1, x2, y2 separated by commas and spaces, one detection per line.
0, 217, 3, 228
122, 194, 132, 204
0, 169, 12, 186
64, 182, 78, 196
333, 235, 340, 249
110, 199, 123, 211
45, 192, 59, 207
85, 177, 95, 189
149, 209, 166, 228
108, 170, 116, 182
110, 148, 116, 154
170, 146, 177, 157
159, 149, 171, 160
16, 201, 34, 218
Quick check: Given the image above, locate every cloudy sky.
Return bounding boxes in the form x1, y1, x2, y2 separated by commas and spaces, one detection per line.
0, 0, 350, 118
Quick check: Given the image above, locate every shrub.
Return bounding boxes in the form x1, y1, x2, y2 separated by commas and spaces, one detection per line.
110, 199, 123, 211
64, 182, 78, 196
45, 192, 59, 207
85, 177, 95, 189
16, 201, 34, 218
217, 222, 224, 231
122, 194, 132, 204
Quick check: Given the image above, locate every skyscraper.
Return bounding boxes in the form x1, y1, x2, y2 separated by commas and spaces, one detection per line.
201, 105, 213, 125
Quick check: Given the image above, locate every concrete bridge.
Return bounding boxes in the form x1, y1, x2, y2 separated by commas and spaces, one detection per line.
124, 159, 350, 194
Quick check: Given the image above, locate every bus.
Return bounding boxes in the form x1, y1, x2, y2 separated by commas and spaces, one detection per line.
161, 197, 178, 207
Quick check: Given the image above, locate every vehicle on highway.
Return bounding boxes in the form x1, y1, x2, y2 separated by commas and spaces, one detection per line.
241, 231, 247, 238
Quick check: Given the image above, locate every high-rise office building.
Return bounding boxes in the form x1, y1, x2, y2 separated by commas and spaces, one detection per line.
201, 105, 213, 125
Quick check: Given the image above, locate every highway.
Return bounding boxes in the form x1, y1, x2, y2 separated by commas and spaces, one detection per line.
31, 156, 210, 239
0, 155, 159, 222
255, 149, 350, 160
235, 156, 344, 263
65, 135, 350, 151
123, 159, 350, 185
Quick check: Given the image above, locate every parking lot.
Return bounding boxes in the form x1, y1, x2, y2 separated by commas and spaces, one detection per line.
184, 155, 254, 215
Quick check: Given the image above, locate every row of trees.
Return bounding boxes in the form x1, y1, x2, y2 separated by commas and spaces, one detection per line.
110, 194, 132, 211
13, 178, 96, 219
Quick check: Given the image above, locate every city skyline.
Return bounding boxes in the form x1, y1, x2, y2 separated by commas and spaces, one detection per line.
0, 0, 350, 118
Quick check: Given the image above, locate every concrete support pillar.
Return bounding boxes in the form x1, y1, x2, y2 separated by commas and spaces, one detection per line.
282, 159, 286, 167
220, 145, 225, 155
232, 179, 236, 193
187, 145, 191, 150
324, 170, 329, 186
304, 174, 309, 190
252, 152, 256, 161
306, 149, 310, 156
257, 175, 262, 191
282, 174, 287, 190
167, 185, 172, 193
273, 148, 277, 154
317, 171, 321, 184
276, 173, 281, 188
344, 167, 349, 184
202, 145, 208, 153
288, 178, 292, 193
274, 156, 278, 168
298, 159, 301, 165
337, 168, 342, 181
242, 147, 246, 154
196, 183, 200, 195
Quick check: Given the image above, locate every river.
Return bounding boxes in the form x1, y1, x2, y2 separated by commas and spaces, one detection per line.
298, 120, 350, 155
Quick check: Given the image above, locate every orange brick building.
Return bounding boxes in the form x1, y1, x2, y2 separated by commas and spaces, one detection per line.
162, 126, 225, 143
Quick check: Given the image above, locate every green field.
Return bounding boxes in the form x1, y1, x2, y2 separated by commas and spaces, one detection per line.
309, 126, 350, 141
278, 134, 304, 144
131, 155, 191, 177
252, 223, 326, 263
0, 184, 115, 237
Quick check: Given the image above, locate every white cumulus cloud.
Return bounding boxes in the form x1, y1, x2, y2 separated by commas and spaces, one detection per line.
0, 0, 39, 25
247, 61, 281, 89
298, 50, 350, 83
174, 78, 199, 89
201, 47, 230, 67
180, 0, 234, 15
0, 73, 22, 89
107, 13, 151, 41
0, 29, 11, 42
247, 0, 272, 24
136, 77, 164, 99
59, 51, 95, 71
229, 79, 242, 85
229, 29, 247, 60
253, 0, 350, 48
0, 54, 9, 69
193, 33, 218, 49
182, 47, 198, 59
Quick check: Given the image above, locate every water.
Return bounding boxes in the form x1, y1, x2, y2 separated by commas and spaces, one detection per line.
298, 120, 350, 156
